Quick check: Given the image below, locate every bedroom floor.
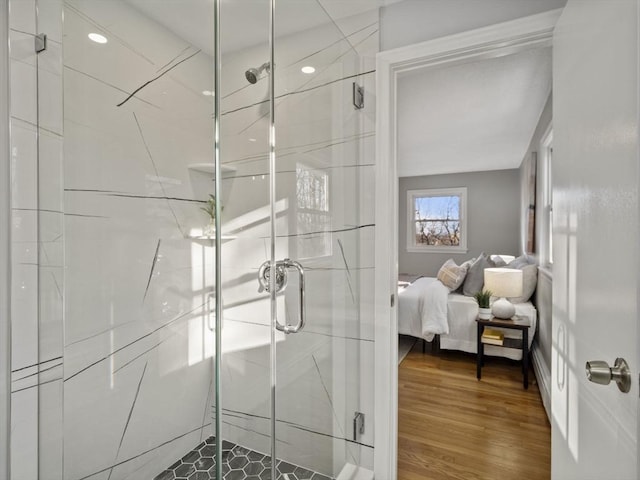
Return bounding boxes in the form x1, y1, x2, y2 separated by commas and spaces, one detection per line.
398, 341, 550, 480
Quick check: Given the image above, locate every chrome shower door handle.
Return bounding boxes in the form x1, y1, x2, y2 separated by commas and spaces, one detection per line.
278, 258, 305, 334
258, 258, 306, 334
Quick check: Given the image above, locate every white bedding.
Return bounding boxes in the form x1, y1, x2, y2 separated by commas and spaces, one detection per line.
397, 277, 449, 341
398, 277, 537, 360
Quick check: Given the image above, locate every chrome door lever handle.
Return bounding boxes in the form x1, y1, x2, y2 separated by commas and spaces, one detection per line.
585, 358, 631, 393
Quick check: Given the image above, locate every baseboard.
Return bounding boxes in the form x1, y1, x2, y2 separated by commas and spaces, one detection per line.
531, 346, 551, 422
336, 463, 374, 480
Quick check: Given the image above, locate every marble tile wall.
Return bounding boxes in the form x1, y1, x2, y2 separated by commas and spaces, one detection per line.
9, 0, 378, 478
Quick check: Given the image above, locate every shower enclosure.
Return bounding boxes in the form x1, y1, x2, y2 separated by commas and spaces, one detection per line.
5, 0, 378, 478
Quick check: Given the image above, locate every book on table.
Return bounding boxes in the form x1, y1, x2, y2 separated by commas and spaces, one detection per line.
481, 328, 504, 345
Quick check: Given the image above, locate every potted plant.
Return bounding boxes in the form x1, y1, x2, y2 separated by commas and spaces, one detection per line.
474, 289, 493, 320
200, 194, 222, 237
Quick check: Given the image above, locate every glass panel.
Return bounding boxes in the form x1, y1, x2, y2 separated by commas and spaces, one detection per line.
272, 1, 376, 476
217, 0, 273, 473
62, 1, 218, 478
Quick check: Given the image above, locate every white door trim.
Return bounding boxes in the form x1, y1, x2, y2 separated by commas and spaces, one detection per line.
373, 9, 562, 478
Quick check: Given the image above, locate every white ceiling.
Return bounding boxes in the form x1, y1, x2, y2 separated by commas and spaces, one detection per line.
397, 46, 552, 177
126, 0, 403, 54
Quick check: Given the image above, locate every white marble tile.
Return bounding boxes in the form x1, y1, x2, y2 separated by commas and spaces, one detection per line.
37, 129, 63, 212
10, 118, 38, 210
9, 29, 36, 65
39, 378, 63, 480
9, 0, 36, 34
11, 262, 38, 371
111, 429, 203, 480
10, 387, 38, 480
36, 36, 63, 76
114, 353, 211, 470
36, 0, 63, 44
37, 68, 63, 135
63, 359, 148, 479
10, 58, 37, 124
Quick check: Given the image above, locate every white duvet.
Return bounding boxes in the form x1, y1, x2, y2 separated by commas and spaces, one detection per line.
397, 277, 450, 341
397, 277, 537, 360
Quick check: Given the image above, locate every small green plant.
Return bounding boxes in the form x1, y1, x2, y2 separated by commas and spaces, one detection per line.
474, 289, 493, 308
200, 194, 222, 223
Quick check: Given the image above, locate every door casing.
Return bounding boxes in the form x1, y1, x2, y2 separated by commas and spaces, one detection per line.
373, 9, 562, 478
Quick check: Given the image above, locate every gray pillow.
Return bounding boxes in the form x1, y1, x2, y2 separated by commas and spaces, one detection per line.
508, 254, 537, 269
462, 253, 495, 296
508, 264, 538, 303
492, 256, 508, 267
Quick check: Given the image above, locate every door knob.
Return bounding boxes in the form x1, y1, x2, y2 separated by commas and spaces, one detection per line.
585, 358, 631, 393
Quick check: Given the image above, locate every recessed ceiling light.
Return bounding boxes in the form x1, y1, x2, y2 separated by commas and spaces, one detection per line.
301, 66, 315, 74
202, 90, 214, 96
248, 138, 257, 142
88, 33, 108, 44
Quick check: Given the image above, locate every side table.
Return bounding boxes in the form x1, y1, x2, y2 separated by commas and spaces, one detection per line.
476, 316, 531, 389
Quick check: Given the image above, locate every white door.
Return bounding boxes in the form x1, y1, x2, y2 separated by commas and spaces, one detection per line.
552, 0, 638, 478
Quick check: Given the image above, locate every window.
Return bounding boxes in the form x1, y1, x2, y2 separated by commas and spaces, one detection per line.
406, 187, 467, 253
296, 164, 331, 258
541, 127, 553, 266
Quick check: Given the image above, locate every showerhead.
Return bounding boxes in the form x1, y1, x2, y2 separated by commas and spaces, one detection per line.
245, 68, 259, 84
244, 62, 270, 84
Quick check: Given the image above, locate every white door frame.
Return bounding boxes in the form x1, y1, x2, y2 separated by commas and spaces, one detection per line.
373, 9, 562, 478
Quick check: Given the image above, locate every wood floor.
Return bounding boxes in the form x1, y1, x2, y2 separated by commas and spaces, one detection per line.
398, 342, 551, 480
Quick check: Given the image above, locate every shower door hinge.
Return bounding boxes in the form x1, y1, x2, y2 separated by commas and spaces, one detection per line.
35, 34, 47, 54
390, 293, 395, 307
353, 83, 364, 110
353, 412, 365, 441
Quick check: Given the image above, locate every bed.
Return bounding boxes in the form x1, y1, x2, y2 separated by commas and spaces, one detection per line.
397, 277, 536, 360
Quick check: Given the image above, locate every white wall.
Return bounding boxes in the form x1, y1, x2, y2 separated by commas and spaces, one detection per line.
380, 0, 567, 51
398, 169, 521, 277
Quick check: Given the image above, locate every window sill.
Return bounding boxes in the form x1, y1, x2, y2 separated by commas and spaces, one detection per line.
407, 246, 468, 254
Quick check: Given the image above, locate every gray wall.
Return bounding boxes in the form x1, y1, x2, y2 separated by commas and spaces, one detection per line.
399, 169, 521, 276
380, 0, 567, 51
520, 94, 552, 418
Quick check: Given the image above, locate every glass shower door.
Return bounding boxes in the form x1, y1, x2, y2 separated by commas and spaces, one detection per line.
217, 1, 375, 478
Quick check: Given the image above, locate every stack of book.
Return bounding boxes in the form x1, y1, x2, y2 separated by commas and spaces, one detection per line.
481, 328, 504, 345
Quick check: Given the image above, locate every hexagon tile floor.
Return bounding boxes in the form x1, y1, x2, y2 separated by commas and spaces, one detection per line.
153, 436, 333, 480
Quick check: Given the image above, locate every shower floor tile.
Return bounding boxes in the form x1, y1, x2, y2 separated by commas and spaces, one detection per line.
154, 436, 333, 480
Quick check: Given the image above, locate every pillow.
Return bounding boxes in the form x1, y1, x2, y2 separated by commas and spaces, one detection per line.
462, 253, 496, 296
507, 264, 538, 303
507, 254, 536, 269
437, 259, 469, 291
491, 254, 515, 265
491, 256, 508, 267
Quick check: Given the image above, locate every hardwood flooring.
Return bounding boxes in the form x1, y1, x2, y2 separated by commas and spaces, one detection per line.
398, 342, 551, 480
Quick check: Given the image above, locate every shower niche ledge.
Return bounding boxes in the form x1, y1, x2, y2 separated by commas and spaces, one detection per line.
186, 232, 237, 245
187, 163, 237, 177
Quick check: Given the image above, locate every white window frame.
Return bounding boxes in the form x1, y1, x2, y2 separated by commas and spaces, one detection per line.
540, 125, 553, 268
406, 187, 468, 253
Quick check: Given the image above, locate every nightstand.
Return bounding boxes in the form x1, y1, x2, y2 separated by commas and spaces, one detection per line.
476, 316, 531, 389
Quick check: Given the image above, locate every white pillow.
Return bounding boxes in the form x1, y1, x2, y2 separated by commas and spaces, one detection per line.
508, 264, 538, 303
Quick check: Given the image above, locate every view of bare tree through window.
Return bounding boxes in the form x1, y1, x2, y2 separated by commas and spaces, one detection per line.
414, 195, 461, 246
296, 164, 331, 258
